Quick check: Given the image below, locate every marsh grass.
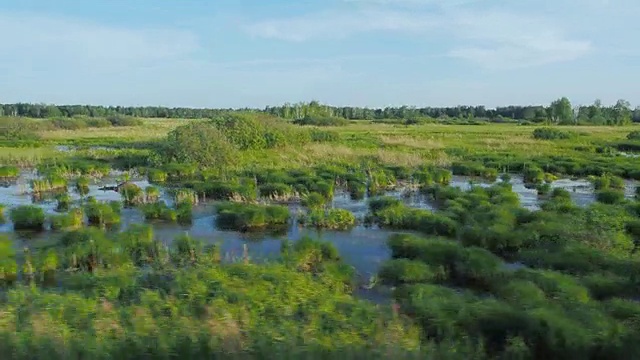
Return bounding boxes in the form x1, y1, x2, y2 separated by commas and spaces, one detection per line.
10, 205, 46, 231
50, 208, 84, 230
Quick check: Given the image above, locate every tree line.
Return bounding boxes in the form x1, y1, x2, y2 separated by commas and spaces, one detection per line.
2, 98, 639, 124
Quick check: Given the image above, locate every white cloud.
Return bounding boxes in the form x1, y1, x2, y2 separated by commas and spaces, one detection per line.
245, 2, 592, 69
245, 9, 441, 42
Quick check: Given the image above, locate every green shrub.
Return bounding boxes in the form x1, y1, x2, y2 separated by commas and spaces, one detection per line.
259, 183, 294, 200
0, 166, 19, 178
85, 201, 121, 226
301, 192, 326, 209
596, 189, 625, 204
50, 208, 84, 230
142, 201, 177, 222
300, 209, 356, 230
176, 202, 193, 225
107, 116, 143, 127
31, 175, 67, 193
532, 127, 573, 140
75, 176, 90, 196
144, 186, 160, 203
379, 259, 445, 285
163, 122, 237, 168
293, 116, 349, 126
626, 131, 640, 140
10, 205, 45, 230
120, 182, 144, 206
309, 129, 339, 142
55, 193, 71, 212
147, 168, 168, 183
215, 202, 289, 231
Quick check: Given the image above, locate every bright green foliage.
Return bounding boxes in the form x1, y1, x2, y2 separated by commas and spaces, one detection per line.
75, 176, 90, 196
173, 188, 198, 205
144, 186, 160, 203
216, 202, 290, 231
55, 193, 71, 212
31, 175, 67, 193
120, 182, 144, 206
163, 122, 238, 168
368, 197, 457, 237
627, 131, 640, 140
259, 183, 294, 200
293, 116, 349, 126
596, 189, 626, 204
301, 192, 326, 209
532, 127, 574, 140
142, 201, 177, 222
50, 208, 84, 230
85, 201, 121, 227
0, 165, 19, 178
176, 202, 193, 225
300, 208, 356, 230
0, 204, 5, 224
147, 168, 168, 183
10, 205, 45, 231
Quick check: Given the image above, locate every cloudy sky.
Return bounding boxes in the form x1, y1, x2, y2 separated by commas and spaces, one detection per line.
0, 0, 638, 108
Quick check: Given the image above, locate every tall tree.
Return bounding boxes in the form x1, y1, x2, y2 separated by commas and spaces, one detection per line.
549, 97, 574, 124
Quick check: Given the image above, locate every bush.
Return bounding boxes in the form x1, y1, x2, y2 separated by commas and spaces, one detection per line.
176, 202, 193, 225
10, 205, 45, 230
107, 116, 143, 127
75, 176, 90, 196
301, 192, 326, 209
120, 182, 144, 206
142, 202, 177, 222
300, 209, 356, 230
293, 116, 349, 127
55, 193, 71, 212
532, 127, 573, 140
0, 166, 19, 178
50, 208, 84, 230
627, 131, 640, 140
596, 189, 625, 204
379, 259, 445, 285
310, 129, 339, 142
215, 202, 289, 231
163, 122, 237, 168
147, 168, 168, 183
85, 201, 121, 226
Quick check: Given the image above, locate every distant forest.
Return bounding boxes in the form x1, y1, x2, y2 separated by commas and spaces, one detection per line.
2, 98, 639, 125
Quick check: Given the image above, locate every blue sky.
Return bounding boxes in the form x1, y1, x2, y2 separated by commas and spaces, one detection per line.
0, 0, 638, 108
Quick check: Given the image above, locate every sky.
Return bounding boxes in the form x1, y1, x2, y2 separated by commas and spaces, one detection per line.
0, 0, 638, 109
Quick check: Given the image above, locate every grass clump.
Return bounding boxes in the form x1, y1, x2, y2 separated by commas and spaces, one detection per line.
120, 182, 144, 206
596, 189, 626, 204
300, 208, 356, 230
50, 208, 84, 230
293, 116, 349, 126
627, 131, 640, 140
147, 168, 168, 183
215, 202, 290, 231
0, 166, 19, 179
75, 176, 90, 196
31, 175, 67, 193
85, 200, 121, 227
142, 201, 177, 222
10, 205, 45, 231
532, 127, 574, 140
176, 201, 193, 225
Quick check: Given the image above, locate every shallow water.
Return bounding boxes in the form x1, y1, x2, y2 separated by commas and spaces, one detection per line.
0, 172, 638, 282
